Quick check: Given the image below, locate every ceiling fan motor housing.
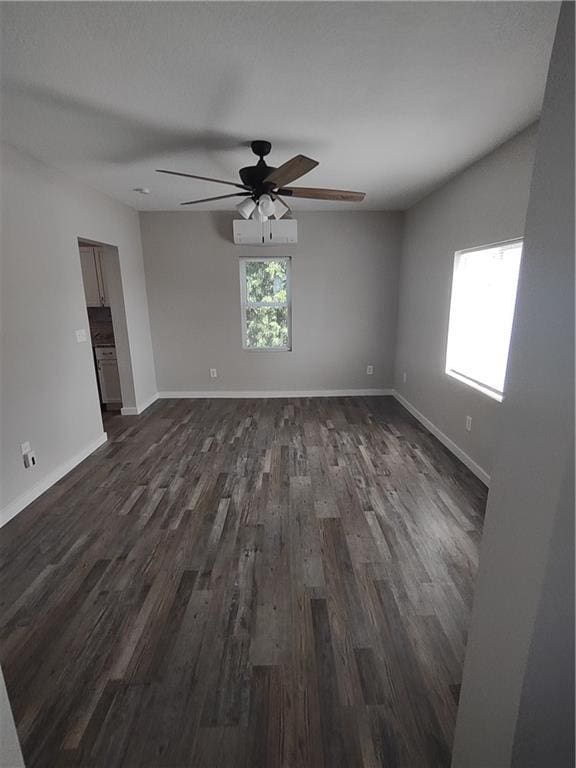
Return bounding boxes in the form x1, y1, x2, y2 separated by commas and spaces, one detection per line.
240, 141, 276, 197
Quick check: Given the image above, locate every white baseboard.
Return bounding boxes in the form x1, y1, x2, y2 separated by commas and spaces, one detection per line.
158, 388, 394, 399
0, 432, 108, 529
393, 391, 490, 486
121, 392, 159, 416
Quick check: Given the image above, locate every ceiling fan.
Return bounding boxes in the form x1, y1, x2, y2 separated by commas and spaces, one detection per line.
156, 140, 366, 217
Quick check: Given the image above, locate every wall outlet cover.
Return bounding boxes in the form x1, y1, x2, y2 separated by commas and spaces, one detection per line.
21, 441, 31, 455
210, 368, 218, 378
366, 365, 374, 375
75, 329, 88, 343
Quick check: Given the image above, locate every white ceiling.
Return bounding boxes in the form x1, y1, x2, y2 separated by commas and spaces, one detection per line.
0, 2, 559, 211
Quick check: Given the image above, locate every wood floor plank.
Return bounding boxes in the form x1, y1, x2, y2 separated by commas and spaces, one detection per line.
0, 396, 486, 767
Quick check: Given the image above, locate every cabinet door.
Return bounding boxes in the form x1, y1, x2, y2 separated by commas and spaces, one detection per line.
95, 250, 110, 306
80, 248, 101, 306
98, 360, 122, 403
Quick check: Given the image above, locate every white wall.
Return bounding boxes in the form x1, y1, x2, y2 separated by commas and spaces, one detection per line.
0, 142, 157, 524
394, 125, 538, 480
452, 4, 574, 765
140, 211, 402, 394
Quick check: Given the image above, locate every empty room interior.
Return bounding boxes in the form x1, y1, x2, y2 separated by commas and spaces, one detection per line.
0, 2, 573, 767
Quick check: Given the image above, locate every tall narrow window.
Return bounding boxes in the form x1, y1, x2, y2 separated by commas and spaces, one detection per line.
445, 239, 522, 401
240, 258, 291, 351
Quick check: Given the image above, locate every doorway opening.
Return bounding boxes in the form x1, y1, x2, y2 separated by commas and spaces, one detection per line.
77, 239, 136, 421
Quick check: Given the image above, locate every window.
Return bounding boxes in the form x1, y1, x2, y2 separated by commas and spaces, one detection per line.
239, 258, 291, 351
445, 239, 522, 401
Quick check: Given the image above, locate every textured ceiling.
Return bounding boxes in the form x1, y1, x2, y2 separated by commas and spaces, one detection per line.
0, 2, 559, 211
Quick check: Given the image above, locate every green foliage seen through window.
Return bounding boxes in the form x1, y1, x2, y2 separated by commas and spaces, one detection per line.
244, 260, 289, 349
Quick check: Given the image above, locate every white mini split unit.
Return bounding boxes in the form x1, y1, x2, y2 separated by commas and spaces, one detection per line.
233, 218, 298, 245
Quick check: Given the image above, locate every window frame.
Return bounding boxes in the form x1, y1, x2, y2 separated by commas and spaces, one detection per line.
239, 256, 292, 352
445, 237, 523, 402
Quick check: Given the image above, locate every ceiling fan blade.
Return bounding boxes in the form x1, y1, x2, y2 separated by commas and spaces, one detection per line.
180, 192, 250, 206
278, 187, 366, 202
157, 169, 250, 190
264, 155, 319, 187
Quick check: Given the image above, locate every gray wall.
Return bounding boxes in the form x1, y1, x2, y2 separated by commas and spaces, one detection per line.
452, 4, 574, 766
0, 142, 157, 523
394, 125, 538, 480
140, 211, 402, 394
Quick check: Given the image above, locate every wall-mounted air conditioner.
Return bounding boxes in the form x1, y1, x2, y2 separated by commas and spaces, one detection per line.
233, 219, 297, 246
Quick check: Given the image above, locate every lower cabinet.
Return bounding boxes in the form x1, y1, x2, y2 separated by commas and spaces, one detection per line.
98, 360, 122, 404
95, 347, 121, 406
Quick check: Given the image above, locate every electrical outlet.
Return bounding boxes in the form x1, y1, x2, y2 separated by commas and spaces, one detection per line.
366, 365, 374, 375
23, 450, 36, 469
75, 329, 88, 343
21, 441, 36, 468
465, 416, 472, 432
402, 372, 407, 384
210, 368, 218, 379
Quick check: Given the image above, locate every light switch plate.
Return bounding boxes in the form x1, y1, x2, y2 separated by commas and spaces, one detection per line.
75, 329, 88, 343
21, 441, 31, 455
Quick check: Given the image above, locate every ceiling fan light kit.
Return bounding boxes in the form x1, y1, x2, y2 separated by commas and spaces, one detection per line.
273, 198, 290, 219
236, 197, 257, 220
251, 205, 267, 223
258, 194, 276, 218
236, 193, 290, 222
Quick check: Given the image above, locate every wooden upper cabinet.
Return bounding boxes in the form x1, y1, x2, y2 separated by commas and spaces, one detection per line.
80, 247, 100, 306
79, 247, 109, 307
97, 252, 109, 306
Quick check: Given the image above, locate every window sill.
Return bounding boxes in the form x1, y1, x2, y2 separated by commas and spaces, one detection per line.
445, 369, 504, 402
243, 347, 292, 352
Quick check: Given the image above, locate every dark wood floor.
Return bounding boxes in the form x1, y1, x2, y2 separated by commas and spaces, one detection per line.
0, 397, 486, 768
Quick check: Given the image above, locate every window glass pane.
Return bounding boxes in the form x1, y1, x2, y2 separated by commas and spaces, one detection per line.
446, 241, 522, 395
246, 260, 288, 304
245, 307, 289, 348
